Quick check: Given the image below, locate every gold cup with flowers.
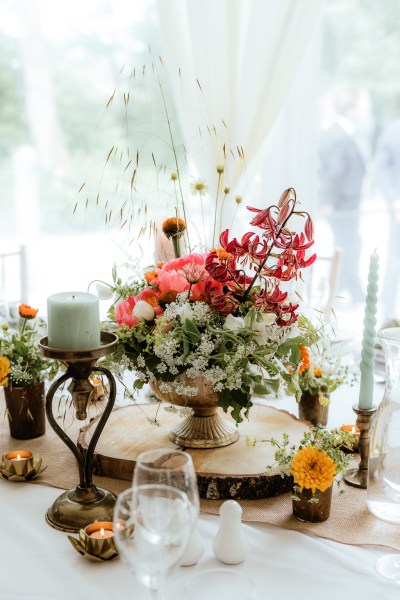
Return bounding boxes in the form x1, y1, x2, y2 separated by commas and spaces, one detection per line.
0, 304, 58, 439
265, 427, 353, 522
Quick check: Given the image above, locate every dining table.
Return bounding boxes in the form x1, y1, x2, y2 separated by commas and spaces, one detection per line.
1, 373, 399, 600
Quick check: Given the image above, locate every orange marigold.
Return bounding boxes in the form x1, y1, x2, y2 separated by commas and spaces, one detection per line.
0, 355, 11, 386
18, 304, 39, 319
298, 345, 310, 374
158, 290, 178, 309
162, 217, 186, 238
291, 445, 336, 494
144, 270, 159, 283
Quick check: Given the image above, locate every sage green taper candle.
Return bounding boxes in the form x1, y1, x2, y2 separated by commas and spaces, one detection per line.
358, 251, 379, 409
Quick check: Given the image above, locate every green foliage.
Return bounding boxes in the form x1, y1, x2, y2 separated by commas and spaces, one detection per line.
262, 426, 353, 477
0, 319, 59, 387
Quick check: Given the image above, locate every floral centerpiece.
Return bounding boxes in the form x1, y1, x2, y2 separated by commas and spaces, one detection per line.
259, 426, 353, 522
105, 187, 318, 446
0, 304, 57, 439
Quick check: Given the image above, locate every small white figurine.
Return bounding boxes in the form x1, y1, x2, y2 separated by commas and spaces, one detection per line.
180, 524, 205, 567
212, 499, 249, 564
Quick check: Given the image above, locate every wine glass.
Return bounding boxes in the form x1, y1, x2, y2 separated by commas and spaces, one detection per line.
375, 414, 400, 583
132, 448, 200, 523
133, 448, 202, 567
114, 484, 192, 599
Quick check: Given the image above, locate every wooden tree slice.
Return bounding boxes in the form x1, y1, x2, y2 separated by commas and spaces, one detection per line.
78, 403, 310, 500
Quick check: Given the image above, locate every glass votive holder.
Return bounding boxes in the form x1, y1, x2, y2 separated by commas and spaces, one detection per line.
184, 569, 256, 600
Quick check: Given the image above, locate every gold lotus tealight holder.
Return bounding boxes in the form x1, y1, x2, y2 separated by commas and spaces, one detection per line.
0, 450, 45, 481
89, 377, 109, 402
68, 521, 119, 561
39, 332, 118, 533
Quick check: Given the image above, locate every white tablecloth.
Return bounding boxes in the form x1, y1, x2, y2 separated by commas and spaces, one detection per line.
1, 381, 400, 599
1, 483, 399, 600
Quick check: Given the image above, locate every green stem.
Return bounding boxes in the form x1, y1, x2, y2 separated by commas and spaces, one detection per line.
219, 191, 229, 236
172, 235, 181, 258
20, 318, 27, 337
155, 67, 191, 253
212, 172, 223, 247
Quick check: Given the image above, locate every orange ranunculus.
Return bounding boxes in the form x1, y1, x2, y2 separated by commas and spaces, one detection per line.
18, 304, 39, 319
298, 345, 310, 374
144, 270, 159, 283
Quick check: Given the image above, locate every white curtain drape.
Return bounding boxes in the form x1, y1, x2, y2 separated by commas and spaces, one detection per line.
157, 0, 321, 238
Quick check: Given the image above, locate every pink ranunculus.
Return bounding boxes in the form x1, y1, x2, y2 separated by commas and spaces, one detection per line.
157, 254, 206, 293
114, 296, 140, 327
114, 287, 163, 326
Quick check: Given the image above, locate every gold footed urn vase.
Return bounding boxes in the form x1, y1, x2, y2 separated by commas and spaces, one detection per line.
150, 375, 239, 449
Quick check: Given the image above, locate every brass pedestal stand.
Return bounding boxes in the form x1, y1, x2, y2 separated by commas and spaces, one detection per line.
39, 332, 118, 532
343, 403, 377, 489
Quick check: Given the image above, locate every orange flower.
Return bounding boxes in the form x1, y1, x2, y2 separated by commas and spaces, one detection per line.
313, 366, 323, 377
0, 356, 11, 386
156, 262, 165, 269
18, 304, 39, 319
291, 446, 335, 493
162, 217, 186, 238
144, 270, 159, 283
213, 247, 233, 261
298, 345, 310, 374
158, 290, 178, 309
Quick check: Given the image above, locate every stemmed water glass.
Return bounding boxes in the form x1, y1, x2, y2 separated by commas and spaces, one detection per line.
132, 448, 200, 525
375, 419, 400, 583
113, 484, 192, 599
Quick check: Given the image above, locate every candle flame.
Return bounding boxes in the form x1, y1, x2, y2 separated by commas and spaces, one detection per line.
100, 527, 105, 538
351, 426, 356, 434
17, 453, 21, 460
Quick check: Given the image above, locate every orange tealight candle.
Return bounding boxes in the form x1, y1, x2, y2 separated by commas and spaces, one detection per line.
89, 526, 114, 540
5, 450, 32, 461
340, 425, 360, 452
2, 450, 34, 477
90, 377, 106, 401
82, 521, 116, 557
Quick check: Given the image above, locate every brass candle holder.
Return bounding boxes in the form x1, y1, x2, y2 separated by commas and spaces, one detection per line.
343, 404, 377, 489
0, 451, 45, 481
68, 521, 118, 561
39, 332, 118, 533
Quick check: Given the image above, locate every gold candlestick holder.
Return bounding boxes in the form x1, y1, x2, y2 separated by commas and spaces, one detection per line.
343, 403, 377, 489
39, 332, 118, 533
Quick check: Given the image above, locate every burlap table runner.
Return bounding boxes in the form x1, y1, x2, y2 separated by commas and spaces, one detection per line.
1, 397, 399, 551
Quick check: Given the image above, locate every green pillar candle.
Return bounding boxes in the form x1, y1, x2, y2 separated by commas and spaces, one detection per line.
47, 292, 100, 350
358, 251, 379, 409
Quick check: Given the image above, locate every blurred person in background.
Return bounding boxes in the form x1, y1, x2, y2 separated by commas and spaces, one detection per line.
318, 90, 367, 302
375, 112, 400, 318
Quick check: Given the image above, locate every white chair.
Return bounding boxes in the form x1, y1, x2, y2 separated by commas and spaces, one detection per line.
307, 249, 342, 322
0, 244, 28, 305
